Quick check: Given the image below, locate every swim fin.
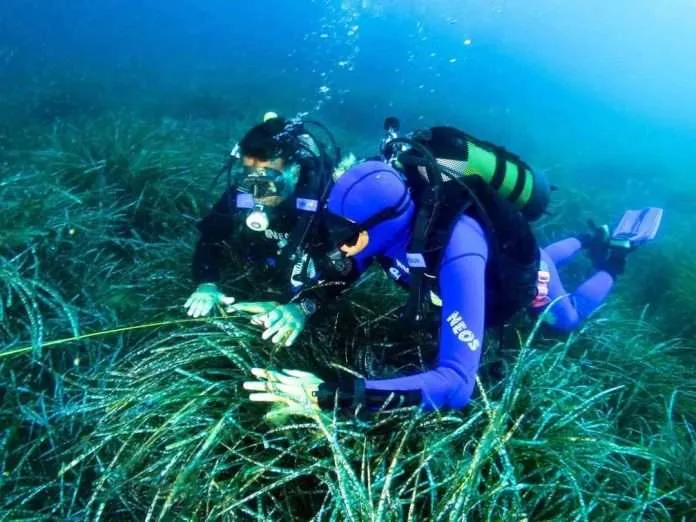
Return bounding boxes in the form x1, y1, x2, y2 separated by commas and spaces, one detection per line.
610, 207, 663, 248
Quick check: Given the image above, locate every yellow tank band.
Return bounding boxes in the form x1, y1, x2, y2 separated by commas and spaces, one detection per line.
497, 160, 534, 205
464, 143, 496, 183
463, 142, 535, 207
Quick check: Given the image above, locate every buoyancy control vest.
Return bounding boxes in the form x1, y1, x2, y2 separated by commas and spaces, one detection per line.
382, 122, 547, 326
418, 175, 540, 327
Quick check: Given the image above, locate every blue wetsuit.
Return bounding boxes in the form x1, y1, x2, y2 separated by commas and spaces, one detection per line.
536, 238, 615, 332
351, 220, 616, 411
351, 214, 488, 411
320, 160, 618, 413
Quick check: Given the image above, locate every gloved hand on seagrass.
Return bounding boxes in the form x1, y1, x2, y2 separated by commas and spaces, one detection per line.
228, 300, 311, 347
243, 367, 323, 421
184, 283, 236, 318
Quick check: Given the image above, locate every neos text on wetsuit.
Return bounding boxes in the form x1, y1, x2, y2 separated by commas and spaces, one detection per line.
446, 311, 481, 351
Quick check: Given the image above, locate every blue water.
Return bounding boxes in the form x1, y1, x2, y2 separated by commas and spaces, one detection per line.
2, 0, 694, 215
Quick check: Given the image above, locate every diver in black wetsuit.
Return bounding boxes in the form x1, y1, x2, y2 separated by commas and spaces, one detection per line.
183, 113, 345, 347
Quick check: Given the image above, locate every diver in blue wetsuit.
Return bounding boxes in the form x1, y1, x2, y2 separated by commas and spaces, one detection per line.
242, 156, 662, 415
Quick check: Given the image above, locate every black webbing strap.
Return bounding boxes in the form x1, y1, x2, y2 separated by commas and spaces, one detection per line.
279, 151, 334, 301
508, 162, 528, 203
490, 145, 507, 190
315, 377, 365, 411
315, 377, 422, 411
403, 186, 439, 324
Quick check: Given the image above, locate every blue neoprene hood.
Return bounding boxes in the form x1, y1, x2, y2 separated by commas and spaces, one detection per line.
326, 161, 415, 258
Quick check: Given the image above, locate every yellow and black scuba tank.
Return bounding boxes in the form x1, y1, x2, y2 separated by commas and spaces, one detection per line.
381, 120, 545, 325
384, 121, 551, 222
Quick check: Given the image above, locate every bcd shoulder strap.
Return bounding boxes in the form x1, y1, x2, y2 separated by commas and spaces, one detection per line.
279, 150, 336, 300
403, 164, 443, 323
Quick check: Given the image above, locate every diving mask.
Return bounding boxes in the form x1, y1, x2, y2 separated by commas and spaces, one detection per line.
325, 212, 363, 249
237, 163, 302, 201
325, 193, 412, 250
238, 165, 288, 200
323, 197, 411, 275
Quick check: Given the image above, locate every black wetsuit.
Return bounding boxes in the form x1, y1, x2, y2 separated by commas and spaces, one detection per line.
192, 165, 353, 304
193, 187, 298, 291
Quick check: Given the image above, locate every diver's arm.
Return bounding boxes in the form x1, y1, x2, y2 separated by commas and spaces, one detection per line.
285, 253, 373, 323
315, 215, 488, 412
291, 252, 369, 303
192, 188, 238, 285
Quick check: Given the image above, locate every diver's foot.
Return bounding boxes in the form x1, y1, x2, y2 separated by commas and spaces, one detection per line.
597, 247, 629, 277
579, 220, 611, 263
580, 209, 662, 278
580, 219, 629, 277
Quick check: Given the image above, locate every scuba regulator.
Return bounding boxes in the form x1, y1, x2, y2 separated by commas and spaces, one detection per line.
245, 206, 270, 232
209, 145, 277, 233
235, 192, 271, 232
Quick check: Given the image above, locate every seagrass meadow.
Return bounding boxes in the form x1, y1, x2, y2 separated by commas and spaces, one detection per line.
0, 101, 694, 522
